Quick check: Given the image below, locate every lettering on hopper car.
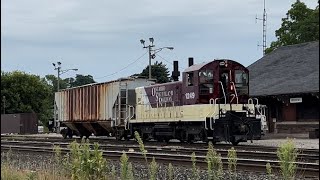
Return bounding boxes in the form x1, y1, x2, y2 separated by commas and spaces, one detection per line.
151, 86, 174, 105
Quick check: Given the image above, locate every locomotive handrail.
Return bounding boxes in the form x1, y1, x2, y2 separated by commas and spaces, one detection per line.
207, 98, 216, 130
218, 81, 226, 104
230, 94, 236, 104
253, 98, 259, 105
125, 105, 135, 130
230, 81, 238, 104
248, 98, 253, 104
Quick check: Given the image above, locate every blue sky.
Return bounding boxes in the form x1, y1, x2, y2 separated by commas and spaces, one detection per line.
1, 0, 318, 82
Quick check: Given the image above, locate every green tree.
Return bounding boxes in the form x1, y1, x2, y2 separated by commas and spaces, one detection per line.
69, 74, 96, 87
138, 61, 170, 83
265, 0, 319, 54
1, 71, 52, 125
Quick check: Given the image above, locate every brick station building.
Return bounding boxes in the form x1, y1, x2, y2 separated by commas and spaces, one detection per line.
248, 41, 319, 135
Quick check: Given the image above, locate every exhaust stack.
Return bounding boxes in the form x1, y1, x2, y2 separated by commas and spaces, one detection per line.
188, 57, 194, 67
171, 61, 180, 81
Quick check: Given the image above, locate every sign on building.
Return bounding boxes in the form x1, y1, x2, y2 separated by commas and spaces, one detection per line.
290, 97, 302, 103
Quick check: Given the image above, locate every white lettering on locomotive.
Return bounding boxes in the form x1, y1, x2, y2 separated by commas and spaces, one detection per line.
151, 86, 174, 105
185, 92, 195, 99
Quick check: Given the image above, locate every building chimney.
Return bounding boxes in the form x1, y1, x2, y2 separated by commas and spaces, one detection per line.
172, 61, 180, 81
188, 57, 194, 67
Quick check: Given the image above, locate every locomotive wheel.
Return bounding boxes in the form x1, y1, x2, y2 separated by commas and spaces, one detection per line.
187, 135, 195, 144
231, 139, 239, 146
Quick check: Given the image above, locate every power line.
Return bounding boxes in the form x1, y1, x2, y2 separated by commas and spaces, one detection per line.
95, 51, 148, 79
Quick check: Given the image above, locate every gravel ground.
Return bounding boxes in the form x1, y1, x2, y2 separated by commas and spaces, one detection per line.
238, 139, 319, 149
1, 151, 318, 180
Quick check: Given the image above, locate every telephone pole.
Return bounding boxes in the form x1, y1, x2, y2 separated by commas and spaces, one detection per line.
52, 61, 78, 133
140, 38, 174, 80
256, 0, 267, 55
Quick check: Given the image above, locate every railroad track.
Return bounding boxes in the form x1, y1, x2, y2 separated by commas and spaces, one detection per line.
1, 140, 319, 163
1, 143, 319, 178
1, 135, 319, 155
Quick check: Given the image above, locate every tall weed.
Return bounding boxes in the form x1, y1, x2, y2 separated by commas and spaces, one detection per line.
277, 139, 298, 180
206, 142, 223, 180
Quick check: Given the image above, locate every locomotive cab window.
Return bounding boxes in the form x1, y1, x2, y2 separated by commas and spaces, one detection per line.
235, 70, 248, 95
186, 72, 194, 86
199, 70, 214, 94
199, 70, 213, 83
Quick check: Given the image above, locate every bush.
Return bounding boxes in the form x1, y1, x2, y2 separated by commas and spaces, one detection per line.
149, 157, 158, 180
64, 139, 108, 180
277, 139, 298, 180
227, 147, 237, 179
120, 152, 134, 180
266, 162, 272, 180
206, 142, 223, 180
168, 163, 174, 180
191, 152, 200, 180
134, 131, 147, 164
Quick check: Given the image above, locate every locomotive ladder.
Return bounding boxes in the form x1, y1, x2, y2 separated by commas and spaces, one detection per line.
115, 81, 129, 127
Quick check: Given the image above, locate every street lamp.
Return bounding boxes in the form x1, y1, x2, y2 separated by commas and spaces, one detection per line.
52, 62, 78, 92
140, 38, 174, 80
52, 61, 78, 133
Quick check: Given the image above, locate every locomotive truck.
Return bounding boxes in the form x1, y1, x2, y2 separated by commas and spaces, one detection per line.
55, 58, 267, 145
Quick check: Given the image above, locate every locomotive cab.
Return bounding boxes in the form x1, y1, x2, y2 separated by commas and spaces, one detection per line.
130, 58, 267, 145
181, 59, 266, 145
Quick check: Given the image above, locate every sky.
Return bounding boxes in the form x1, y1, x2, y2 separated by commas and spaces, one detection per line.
1, 0, 318, 83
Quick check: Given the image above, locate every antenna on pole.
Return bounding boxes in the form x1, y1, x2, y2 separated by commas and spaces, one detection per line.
256, 0, 267, 56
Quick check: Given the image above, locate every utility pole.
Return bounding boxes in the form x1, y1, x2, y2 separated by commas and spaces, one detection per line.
140, 38, 174, 80
140, 38, 155, 80
52, 61, 78, 133
256, 0, 267, 56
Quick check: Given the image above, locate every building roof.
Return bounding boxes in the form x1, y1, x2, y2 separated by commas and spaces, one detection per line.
248, 41, 319, 97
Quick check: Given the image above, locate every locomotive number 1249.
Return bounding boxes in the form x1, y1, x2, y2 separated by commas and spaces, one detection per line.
185, 92, 195, 99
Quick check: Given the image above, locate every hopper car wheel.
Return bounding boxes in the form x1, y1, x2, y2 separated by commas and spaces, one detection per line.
68, 134, 73, 139
61, 129, 68, 139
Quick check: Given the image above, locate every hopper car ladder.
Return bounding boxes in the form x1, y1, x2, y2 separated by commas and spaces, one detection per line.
115, 81, 129, 127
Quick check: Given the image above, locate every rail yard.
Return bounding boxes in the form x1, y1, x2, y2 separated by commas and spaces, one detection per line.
1, 134, 319, 179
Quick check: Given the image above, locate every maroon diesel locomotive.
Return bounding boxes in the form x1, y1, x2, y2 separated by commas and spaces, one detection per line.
129, 58, 267, 145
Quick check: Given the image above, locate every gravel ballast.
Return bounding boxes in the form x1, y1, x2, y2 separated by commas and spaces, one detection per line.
1, 151, 318, 180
